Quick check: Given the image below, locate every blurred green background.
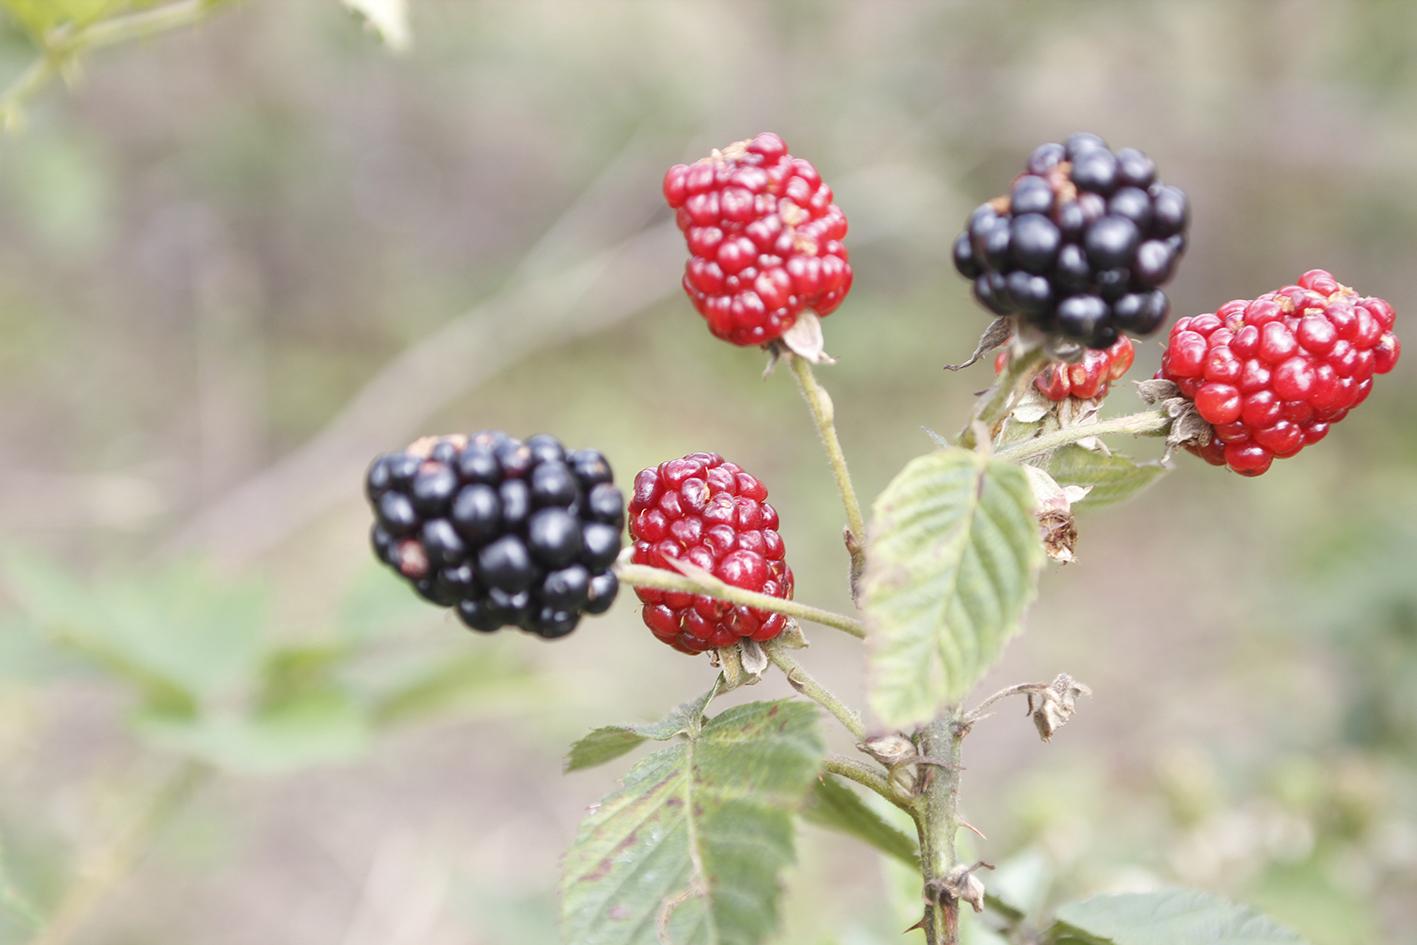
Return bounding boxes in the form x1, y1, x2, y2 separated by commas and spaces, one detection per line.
1, 1, 1415, 943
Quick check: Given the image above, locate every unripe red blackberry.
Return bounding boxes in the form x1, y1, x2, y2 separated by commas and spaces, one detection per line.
1158, 270, 1400, 476
663, 132, 852, 346
994, 335, 1135, 402
953, 133, 1189, 349
627, 452, 793, 654
366, 431, 624, 638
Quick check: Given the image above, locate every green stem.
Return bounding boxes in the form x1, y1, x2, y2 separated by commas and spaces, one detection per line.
957, 346, 1048, 450
0, 0, 240, 128
993, 408, 1171, 464
616, 561, 866, 639
788, 355, 869, 594
823, 755, 913, 812
763, 640, 865, 740
27, 761, 209, 945
915, 713, 967, 945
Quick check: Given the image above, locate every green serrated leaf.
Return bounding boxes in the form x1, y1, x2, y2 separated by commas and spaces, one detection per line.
562, 700, 824, 945
1045, 445, 1168, 508
565, 682, 720, 772
863, 449, 1043, 726
800, 775, 917, 867
1050, 889, 1308, 945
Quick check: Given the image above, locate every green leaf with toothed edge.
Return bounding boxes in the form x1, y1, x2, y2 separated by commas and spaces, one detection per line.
564, 680, 721, 772
1045, 445, 1168, 508
863, 448, 1043, 727
1049, 889, 1309, 945
800, 775, 918, 867
561, 700, 824, 945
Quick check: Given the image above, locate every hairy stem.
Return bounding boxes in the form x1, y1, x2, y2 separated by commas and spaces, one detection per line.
788, 355, 869, 594
992, 407, 1171, 464
763, 641, 866, 740
963, 681, 1048, 724
823, 755, 913, 812
615, 561, 866, 639
27, 761, 208, 945
957, 346, 1047, 450
915, 713, 967, 945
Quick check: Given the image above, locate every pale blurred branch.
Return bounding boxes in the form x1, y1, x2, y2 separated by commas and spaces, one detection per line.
0, 0, 241, 130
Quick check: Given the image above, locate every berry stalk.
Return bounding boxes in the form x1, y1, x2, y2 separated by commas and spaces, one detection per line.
614, 560, 866, 639
992, 407, 1171, 462
788, 355, 869, 591
958, 344, 1048, 449
763, 639, 866, 740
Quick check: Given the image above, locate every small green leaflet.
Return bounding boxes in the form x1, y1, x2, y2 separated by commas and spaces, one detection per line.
1045, 445, 1167, 508
565, 681, 720, 772
561, 700, 824, 945
1050, 889, 1309, 945
863, 448, 1043, 726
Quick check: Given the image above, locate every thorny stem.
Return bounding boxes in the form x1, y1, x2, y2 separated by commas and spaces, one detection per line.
957, 346, 1048, 450
615, 561, 866, 639
788, 355, 869, 596
993, 408, 1171, 464
823, 755, 914, 812
915, 712, 967, 945
763, 640, 866, 740
0, 0, 240, 129
27, 761, 209, 945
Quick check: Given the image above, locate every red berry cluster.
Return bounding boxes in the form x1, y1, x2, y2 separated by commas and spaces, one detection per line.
662, 132, 852, 347
1159, 270, 1400, 476
628, 452, 794, 653
995, 336, 1136, 402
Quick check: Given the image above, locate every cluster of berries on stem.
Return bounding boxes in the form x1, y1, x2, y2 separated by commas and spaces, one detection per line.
996, 335, 1135, 402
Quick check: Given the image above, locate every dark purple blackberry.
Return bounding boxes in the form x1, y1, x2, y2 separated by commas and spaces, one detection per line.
953, 133, 1189, 348
365, 431, 624, 640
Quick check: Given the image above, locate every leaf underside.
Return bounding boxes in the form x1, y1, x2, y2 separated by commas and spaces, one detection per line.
863, 448, 1043, 726
1051, 888, 1309, 945
1045, 445, 1167, 508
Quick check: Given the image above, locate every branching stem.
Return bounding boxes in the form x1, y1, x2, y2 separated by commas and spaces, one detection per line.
958, 346, 1047, 450
615, 561, 866, 639
915, 712, 967, 945
822, 755, 913, 812
992, 408, 1171, 463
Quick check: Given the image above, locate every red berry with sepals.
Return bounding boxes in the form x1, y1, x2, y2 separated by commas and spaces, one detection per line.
663, 133, 852, 347
1158, 270, 1399, 476
994, 335, 1135, 402
627, 452, 794, 654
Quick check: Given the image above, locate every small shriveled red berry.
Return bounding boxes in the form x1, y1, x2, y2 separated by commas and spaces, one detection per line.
628, 452, 793, 654
1158, 270, 1399, 476
994, 335, 1135, 402
663, 133, 852, 347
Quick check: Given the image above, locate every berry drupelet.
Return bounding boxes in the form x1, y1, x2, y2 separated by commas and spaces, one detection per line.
995, 335, 1135, 402
953, 132, 1190, 349
663, 132, 853, 347
628, 452, 793, 654
366, 431, 624, 638
1158, 270, 1400, 476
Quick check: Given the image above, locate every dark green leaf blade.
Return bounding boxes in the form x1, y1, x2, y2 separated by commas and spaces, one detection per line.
801, 775, 918, 867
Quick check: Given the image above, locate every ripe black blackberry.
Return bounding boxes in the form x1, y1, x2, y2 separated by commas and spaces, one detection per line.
952, 132, 1190, 349
366, 431, 624, 639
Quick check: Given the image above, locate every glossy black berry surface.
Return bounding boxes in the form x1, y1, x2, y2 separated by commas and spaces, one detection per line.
366, 431, 624, 639
952, 133, 1190, 348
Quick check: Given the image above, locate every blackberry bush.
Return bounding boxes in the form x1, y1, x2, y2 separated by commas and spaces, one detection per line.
366, 431, 623, 638
349, 130, 1393, 945
953, 132, 1189, 349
